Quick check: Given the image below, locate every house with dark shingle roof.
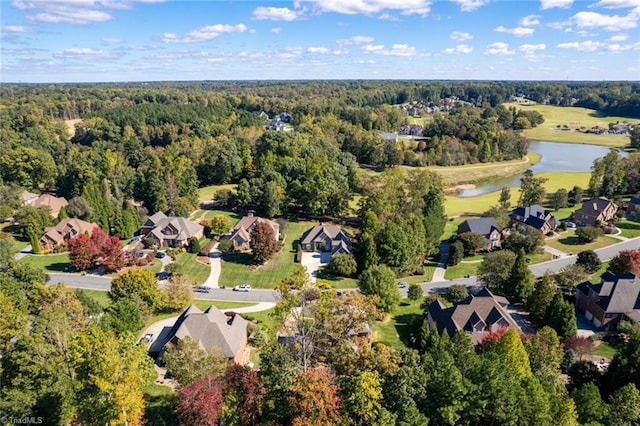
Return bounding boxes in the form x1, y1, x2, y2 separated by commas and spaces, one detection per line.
161, 304, 248, 364
575, 272, 640, 331
228, 214, 280, 251
573, 197, 618, 227
141, 212, 203, 248
626, 197, 640, 221
509, 204, 558, 234
457, 217, 503, 250
22, 191, 69, 218
300, 223, 352, 258
426, 288, 520, 344
39, 217, 98, 252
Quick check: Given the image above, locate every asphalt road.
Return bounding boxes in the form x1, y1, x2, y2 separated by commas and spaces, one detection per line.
47, 236, 640, 301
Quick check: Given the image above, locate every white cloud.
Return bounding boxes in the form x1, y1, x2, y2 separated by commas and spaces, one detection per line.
378, 13, 399, 20
557, 40, 605, 51
271, 27, 282, 34
484, 42, 515, 55
450, 31, 473, 41
362, 43, 421, 56
541, 0, 573, 9
362, 44, 386, 53
444, 44, 473, 54
593, 0, 640, 8
13, 0, 163, 25
162, 24, 247, 43
102, 37, 123, 44
520, 14, 541, 26
298, 0, 432, 16
1, 25, 33, 33
519, 43, 546, 60
252, 6, 301, 21
206, 58, 224, 63
54, 47, 123, 59
609, 33, 628, 40
337, 35, 374, 45
452, 0, 489, 12
570, 10, 640, 31
307, 46, 329, 53
494, 26, 535, 36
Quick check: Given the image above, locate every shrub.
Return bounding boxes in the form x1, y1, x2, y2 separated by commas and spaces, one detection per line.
218, 239, 235, 253
576, 250, 601, 274
575, 226, 603, 243
445, 284, 469, 303
327, 254, 357, 277
188, 238, 201, 254
448, 240, 464, 266
407, 283, 423, 300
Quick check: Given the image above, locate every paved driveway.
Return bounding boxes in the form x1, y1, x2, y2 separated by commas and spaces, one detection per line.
300, 251, 331, 282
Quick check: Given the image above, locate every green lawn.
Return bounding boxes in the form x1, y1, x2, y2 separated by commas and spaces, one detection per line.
535, 172, 591, 194
203, 209, 242, 226
594, 342, 617, 359
545, 231, 620, 253
617, 219, 640, 238
315, 268, 359, 289
400, 264, 436, 284
219, 220, 314, 289
76, 289, 112, 308
241, 307, 278, 337
143, 383, 177, 426
443, 217, 466, 241
198, 184, 237, 202
444, 262, 479, 279
19, 253, 71, 272
505, 103, 637, 147
173, 250, 211, 285
373, 299, 424, 349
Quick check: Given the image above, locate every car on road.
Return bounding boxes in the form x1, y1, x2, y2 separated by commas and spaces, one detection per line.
196, 285, 212, 293
397, 281, 408, 288
565, 221, 577, 228
233, 284, 251, 292
155, 251, 166, 259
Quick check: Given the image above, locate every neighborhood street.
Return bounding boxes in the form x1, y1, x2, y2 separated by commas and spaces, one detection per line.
46, 236, 640, 303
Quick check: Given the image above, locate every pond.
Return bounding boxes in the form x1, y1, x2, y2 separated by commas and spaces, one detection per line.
456, 141, 625, 197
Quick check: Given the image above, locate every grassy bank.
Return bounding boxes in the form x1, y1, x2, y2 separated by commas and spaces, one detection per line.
198, 184, 237, 203
504, 103, 636, 147
20, 253, 71, 272
373, 299, 423, 349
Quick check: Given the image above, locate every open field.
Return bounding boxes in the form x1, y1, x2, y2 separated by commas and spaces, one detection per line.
373, 298, 423, 349
504, 103, 636, 147
198, 184, 237, 202
445, 262, 479, 280
219, 220, 313, 289
545, 231, 620, 253
20, 253, 71, 272
64, 119, 82, 137
173, 249, 211, 285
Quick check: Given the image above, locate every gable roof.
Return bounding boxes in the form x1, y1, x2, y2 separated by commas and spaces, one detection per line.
575, 197, 617, 217
576, 272, 640, 315
31, 193, 68, 216
146, 215, 203, 242
458, 217, 501, 236
510, 204, 556, 230
144, 211, 168, 227
164, 304, 248, 359
428, 288, 519, 343
233, 215, 279, 236
301, 223, 352, 255
41, 218, 98, 245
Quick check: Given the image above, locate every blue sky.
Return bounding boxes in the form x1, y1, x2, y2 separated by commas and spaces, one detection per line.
1, 0, 639, 82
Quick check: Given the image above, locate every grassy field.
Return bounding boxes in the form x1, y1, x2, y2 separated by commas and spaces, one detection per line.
198, 184, 237, 202
545, 231, 620, 253
173, 250, 211, 285
219, 220, 313, 289
504, 103, 636, 147
75, 289, 112, 307
373, 298, 423, 349
444, 262, 479, 280
594, 342, 617, 359
143, 382, 177, 426
617, 219, 640, 238
20, 253, 71, 272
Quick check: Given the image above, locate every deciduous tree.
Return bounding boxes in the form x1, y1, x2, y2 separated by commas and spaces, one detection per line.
478, 249, 517, 294
358, 264, 400, 313
608, 249, 640, 275
163, 337, 228, 386
110, 268, 166, 312
176, 375, 226, 426
164, 275, 194, 311
250, 220, 279, 264
288, 367, 343, 426
576, 249, 602, 274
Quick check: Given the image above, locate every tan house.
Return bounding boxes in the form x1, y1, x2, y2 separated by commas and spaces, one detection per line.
575, 272, 640, 330
427, 288, 520, 344
300, 223, 352, 258
141, 212, 203, 248
161, 304, 248, 364
22, 191, 69, 218
39, 218, 98, 252
574, 197, 618, 227
228, 214, 280, 251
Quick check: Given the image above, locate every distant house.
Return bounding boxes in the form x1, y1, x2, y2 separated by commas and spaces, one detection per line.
228, 214, 280, 251
627, 197, 640, 221
161, 304, 248, 364
510, 204, 558, 234
457, 217, 503, 250
575, 272, 640, 331
300, 223, 352, 258
398, 124, 423, 136
380, 132, 398, 143
426, 288, 520, 344
39, 218, 98, 252
141, 212, 203, 248
22, 191, 69, 218
573, 197, 618, 227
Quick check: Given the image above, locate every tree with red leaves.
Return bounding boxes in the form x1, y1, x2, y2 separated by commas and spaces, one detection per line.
475, 326, 512, 353
176, 375, 226, 426
609, 249, 640, 276
250, 221, 279, 264
99, 234, 126, 272
68, 232, 98, 271
223, 364, 265, 426
288, 366, 343, 426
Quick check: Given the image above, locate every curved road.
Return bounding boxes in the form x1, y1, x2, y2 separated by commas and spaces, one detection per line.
47, 236, 640, 301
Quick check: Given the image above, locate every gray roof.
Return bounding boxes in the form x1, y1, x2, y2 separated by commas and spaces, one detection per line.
575, 197, 617, 217
147, 216, 203, 241
164, 304, 247, 358
145, 211, 168, 227
577, 272, 640, 315
458, 217, 501, 237
301, 223, 352, 255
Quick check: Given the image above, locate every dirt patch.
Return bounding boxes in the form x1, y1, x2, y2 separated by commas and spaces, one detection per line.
64, 119, 82, 136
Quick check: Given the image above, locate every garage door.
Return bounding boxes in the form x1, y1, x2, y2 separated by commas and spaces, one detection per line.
585, 311, 593, 321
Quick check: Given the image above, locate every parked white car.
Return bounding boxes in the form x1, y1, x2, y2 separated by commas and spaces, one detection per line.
233, 284, 251, 292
